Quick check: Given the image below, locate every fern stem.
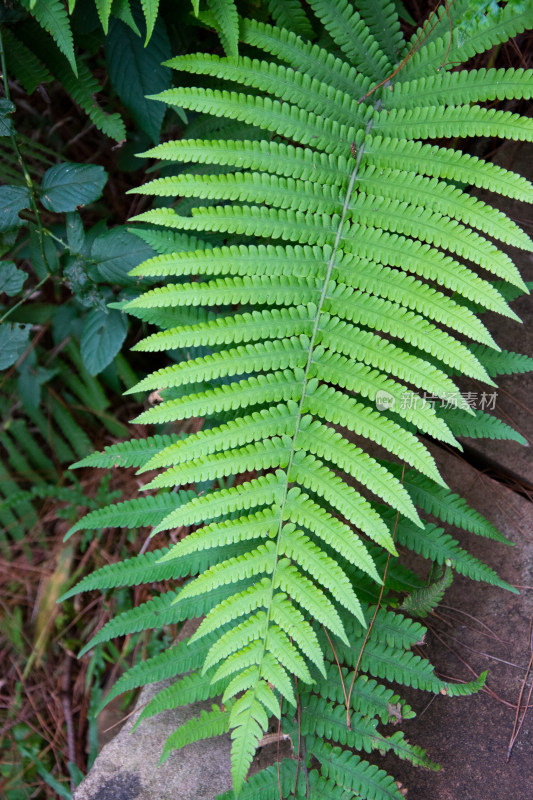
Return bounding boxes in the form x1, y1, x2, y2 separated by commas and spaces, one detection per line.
345, 463, 405, 725
257, 115, 377, 696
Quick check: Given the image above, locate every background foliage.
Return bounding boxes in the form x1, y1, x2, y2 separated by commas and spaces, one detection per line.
0, 1, 532, 799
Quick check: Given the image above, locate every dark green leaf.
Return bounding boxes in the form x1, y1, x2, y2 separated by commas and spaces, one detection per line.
18, 362, 57, 410
105, 13, 171, 143
0, 185, 31, 231
80, 309, 128, 375
0, 261, 27, 296
0, 323, 31, 369
66, 211, 85, 253
0, 99, 15, 137
89, 228, 155, 285
40, 162, 108, 213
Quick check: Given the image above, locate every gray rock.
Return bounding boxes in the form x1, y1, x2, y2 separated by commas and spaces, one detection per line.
74, 620, 234, 800
457, 141, 533, 487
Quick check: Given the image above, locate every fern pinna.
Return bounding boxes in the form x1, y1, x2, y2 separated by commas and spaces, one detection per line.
63, 1, 533, 797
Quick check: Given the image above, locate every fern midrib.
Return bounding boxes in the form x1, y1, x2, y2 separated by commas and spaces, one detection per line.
256, 118, 377, 680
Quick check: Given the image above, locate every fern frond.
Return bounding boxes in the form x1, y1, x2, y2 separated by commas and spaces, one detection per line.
401, 2, 533, 80
266, 0, 313, 39
438, 407, 527, 445
3, 28, 51, 93
315, 663, 414, 724
307, 0, 391, 79
311, 740, 405, 800
20, 0, 77, 74
363, 136, 533, 202
355, 165, 533, 252
134, 370, 304, 425
283, 490, 380, 584
160, 511, 279, 562
376, 104, 533, 144
151, 473, 285, 534
399, 467, 509, 543
160, 704, 231, 763
69, 6, 532, 794
141, 0, 160, 43
142, 404, 298, 471
294, 420, 420, 523
214, 760, 297, 800
303, 385, 447, 485
299, 694, 438, 768
134, 667, 226, 728
71, 434, 183, 470
60, 550, 176, 600
279, 525, 363, 618
64, 491, 195, 539
205, 0, 239, 57
147, 87, 351, 153
240, 19, 372, 97
229, 686, 271, 792
83, 580, 255, 654
42, 47, 126, 141
468, 345, 533, 377
164, 54, 364, 129
354, 0, 404, 63
145, 437, 291, 490
388, 68, 533, 109
99, 635, 215, 711
400, 565, 453, 618
395, 519, 516, 591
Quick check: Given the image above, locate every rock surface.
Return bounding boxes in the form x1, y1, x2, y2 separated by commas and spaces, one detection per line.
456, 141, 533, 488
73, 621, 233, 800
389, 444, 533, 799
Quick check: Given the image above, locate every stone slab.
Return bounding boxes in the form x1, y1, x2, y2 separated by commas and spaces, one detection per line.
389, 444, 533, 799
457, 141, 533, 487
73, 620, 234, 800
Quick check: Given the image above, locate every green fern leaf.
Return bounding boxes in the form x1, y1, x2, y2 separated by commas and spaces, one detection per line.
468, 345, 533, 377
438, 407, 527, 445
354, 0, 404, 63
95, 0, 113, 33
402, 1, 533, 80
134, 667, 226, 728
141, 0, 160, 43
71, 433, 183, 469
398, 467, 510, 543
206, 0, 239, 57
395, 519, 516, 591
364, 136, 533, 203
400, 565, 453, 618
20, 0, 77, 75
3, 28, 51, 93
240, 19, 372, 97
307, 0, 391, 80
214, 760, 297, 800
266, 0, 313, 39
99, 635, 216, 711
388, 68, 533, 110
64, 490, 195, 539
160, 704, 232, 763
311, 740, 405, 800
